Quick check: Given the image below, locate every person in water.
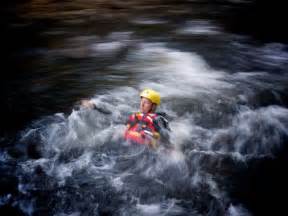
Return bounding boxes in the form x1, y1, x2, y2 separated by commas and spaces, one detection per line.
80, 89, 170, 148
124, 89, 170, 148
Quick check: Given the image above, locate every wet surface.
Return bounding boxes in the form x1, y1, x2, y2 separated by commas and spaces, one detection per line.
1, 1, 288, 215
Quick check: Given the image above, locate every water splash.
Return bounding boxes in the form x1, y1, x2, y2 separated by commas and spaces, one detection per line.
11, 42, 287, 216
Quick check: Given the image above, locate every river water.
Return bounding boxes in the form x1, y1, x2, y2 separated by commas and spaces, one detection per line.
1, 1, 288, 216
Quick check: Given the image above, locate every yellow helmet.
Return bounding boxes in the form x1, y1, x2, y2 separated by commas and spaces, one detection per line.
140, 89, 161, 105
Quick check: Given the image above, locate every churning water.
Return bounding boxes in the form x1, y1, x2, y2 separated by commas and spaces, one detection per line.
1, 1, 288, 216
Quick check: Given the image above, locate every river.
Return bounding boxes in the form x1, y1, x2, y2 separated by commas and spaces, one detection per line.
1, 1, 288, 215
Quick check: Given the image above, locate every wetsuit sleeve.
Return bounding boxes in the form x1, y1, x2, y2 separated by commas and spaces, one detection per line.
154, 115, 171, 144
93, 105, 112, 114
74, 100, 112, 114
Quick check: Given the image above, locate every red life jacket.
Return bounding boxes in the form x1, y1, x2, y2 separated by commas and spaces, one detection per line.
124, 112, 160, 146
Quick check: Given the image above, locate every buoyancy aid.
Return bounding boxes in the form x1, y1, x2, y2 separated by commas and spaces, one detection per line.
124, 112, 161, 146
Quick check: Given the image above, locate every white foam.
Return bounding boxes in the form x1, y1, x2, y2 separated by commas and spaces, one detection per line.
17, 39, 288, 216
53, 152, 93, 183
227, 204, 251, 216
55, 212, 81, 216
0, 194, 12, 206
131, 18, 167, 25
111, 176, 124, 191
91, 41, 125, 53
18, 199, 35, 216
170, 117, 194, 148
232, 106, 288, 155
0, 150, 11, 162
176, 20, 220, 35
137, 203, 161, 215
166, 149, 185, 163
113, 43, 233, 112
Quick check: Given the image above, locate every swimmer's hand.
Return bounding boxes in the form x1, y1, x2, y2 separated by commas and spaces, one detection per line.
75, 99, 111, 114
80, 99, 96, 109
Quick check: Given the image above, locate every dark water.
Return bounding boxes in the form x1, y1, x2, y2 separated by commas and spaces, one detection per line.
1, 1, 288, 215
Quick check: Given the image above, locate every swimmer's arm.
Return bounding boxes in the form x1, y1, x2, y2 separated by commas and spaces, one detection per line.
76, 99, 134, 125
75, 99, 112, 114
153, 116, 171, 145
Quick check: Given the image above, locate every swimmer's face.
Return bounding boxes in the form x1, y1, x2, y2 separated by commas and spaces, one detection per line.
140, 97, 155, 113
